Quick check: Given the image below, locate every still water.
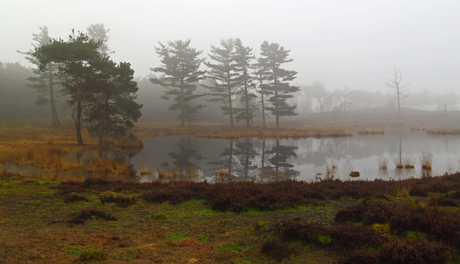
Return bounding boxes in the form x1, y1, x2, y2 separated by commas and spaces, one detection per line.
3, 132, 460, 182
132, 131, 460, 182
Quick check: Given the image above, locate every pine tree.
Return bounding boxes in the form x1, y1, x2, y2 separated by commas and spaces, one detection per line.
150, 40, 206, 127
254, 57, 272, 127
18, 26, 62, 125
86, 23, 114, 57
233, 39, 256, 127
259, 41, 299, 127
34, 31, 102, 145
83, 59, 142, 149
203, 39, 239, 127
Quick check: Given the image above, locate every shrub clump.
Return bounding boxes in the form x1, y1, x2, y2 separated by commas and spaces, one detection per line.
79, 248, 106, 261
329, 224, 386, 250
335, 201, 395, 224
99, 195, 137, 207
380, 238, 453, 264
337, 249, 379, 264
68, 209, 117, 225
260, 238, 296, 262
64, 194, 89, 203
280, 221, 326, 243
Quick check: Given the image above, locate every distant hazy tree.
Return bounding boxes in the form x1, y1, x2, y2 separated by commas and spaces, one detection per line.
86, 23, 114, 57
233, 38, 256, 127
0, 62, 36, 120
18, 26, 62, 125
83, 59, 142, 148
34, 31, 102, 145
259, 41, 299, 127
203, 39, 239, 127
150, 39, 206, 127
310, 81, 327, 112
385, 65, 410, 119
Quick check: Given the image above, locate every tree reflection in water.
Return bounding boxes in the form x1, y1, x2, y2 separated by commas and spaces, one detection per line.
168, 137, 204, 180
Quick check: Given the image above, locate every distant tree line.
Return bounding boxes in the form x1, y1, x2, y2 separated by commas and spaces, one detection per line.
2, 25, 460, 129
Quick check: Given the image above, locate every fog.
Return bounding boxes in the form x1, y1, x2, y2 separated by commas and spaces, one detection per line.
2, 0, 460, 94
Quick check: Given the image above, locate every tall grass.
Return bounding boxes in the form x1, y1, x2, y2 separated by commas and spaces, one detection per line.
378, 156, 388, 169
393, 157, 404, 169
403, 158, 414, 169
420, 152, 433, 170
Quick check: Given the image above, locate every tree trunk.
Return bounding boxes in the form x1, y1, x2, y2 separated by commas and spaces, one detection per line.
228, 139, 233, 175
75, 98, 85, 146
48, 64, 59, 125
180, 81, 185, 127
274, 77, 279, 127
228, 82, 234, 128
244, 77, 250, 127
260, 79, 266, 127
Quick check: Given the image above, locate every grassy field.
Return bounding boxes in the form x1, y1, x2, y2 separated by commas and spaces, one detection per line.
2, 171, 460, 263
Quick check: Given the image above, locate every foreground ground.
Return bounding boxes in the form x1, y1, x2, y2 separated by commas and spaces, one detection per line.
2, 171, 460, 263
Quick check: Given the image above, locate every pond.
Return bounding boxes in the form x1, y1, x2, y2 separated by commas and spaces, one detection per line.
3, 131, 460, 182
132, 131, 460, 182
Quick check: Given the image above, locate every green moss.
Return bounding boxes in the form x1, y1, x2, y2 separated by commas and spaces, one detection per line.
318, 235, 332, 244
405, 231, 427, 239
166, 232, 190, 242
79, 249, 105, 261
66, 246, 83, 255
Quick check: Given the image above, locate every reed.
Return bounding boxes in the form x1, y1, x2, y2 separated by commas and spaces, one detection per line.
378, 156, 388, 169
357, 129, 384, 135
139, 167, 152, 175
403, 158, 414, 169
420, 152, 433, 170
393, 157, 404, 169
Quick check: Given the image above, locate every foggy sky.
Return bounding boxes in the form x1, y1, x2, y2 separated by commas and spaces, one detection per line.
2, 0, 459, 93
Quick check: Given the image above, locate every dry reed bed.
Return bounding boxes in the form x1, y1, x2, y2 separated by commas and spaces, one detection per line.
426, 128, 460, 135
133, 124, 353, 139
356, 128, 385, 135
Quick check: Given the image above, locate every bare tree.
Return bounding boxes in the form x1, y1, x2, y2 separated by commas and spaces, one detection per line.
385, 65, 410, 119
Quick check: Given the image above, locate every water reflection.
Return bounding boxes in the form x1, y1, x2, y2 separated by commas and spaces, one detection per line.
3, 132, 460, 182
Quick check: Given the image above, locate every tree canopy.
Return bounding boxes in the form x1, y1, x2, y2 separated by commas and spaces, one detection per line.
150, 39, 206, 126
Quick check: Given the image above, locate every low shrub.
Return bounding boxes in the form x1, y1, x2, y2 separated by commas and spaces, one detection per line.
335, 201, 395, 224
99, 195, 137, 207
64, 194, 89, 203
260, 238, 296, 262
68, 209, 117, 225
329, 224, 386, 250
337, 249, 379, 264
380, 238, 452, 264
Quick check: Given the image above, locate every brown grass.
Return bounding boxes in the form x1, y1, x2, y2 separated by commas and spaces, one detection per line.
420, 152, 433, 170
426, 128, 460, 135
378, 156, 388, 169
132, 123, 353, 139
357, 128, 384, 135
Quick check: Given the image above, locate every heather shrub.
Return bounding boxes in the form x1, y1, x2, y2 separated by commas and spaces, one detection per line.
380, 238, 452, 264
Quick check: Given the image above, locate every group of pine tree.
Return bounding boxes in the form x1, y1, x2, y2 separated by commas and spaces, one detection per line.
23, 24, 142, 147
150, 38, 299, 128
22, 25, 300, 146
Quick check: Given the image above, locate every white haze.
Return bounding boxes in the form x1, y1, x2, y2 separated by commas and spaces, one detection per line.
2, 0, 459, 93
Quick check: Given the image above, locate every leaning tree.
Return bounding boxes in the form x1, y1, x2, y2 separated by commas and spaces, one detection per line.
150, 39, 206, 127
259, 41, 299, 127
34, 32, 103, 145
